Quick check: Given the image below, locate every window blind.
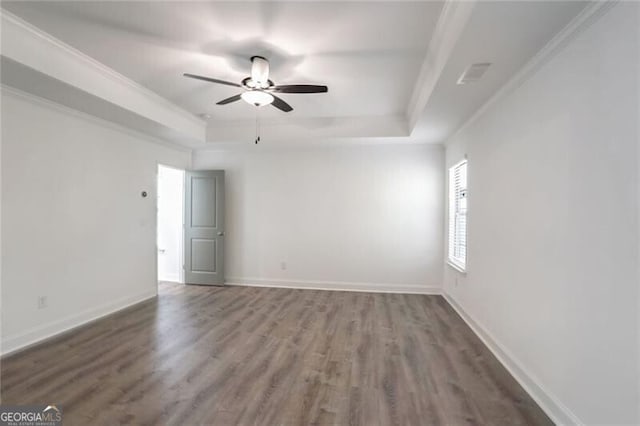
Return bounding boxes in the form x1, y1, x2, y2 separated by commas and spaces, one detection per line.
448, 160, 467, 270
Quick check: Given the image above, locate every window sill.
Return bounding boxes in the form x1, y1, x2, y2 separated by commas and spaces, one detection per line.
447, 261, 467, 274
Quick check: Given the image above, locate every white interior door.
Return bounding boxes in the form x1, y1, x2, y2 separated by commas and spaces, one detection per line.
184, 170, 225, 285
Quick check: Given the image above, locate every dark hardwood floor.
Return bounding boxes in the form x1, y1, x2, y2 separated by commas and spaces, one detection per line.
1, 282, 552, 425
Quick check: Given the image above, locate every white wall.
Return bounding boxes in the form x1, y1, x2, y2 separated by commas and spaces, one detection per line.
636, 2, 640, 415
0, 84, 3, 359
157, 165, 184, 283
193, 143, 444, 293
443, 3, 639, 425
1, 88, 191, 354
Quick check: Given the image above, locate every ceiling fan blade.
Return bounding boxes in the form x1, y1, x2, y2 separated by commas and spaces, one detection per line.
216, 94, 242, 105
271, 84, 328, 94
183, 73, 241, 88
271, 95, 293, 112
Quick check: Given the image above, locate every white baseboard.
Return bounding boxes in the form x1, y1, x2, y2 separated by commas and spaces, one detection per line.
225, 277, 441, 295
443, 292, 582, 426
1, 289, 157, 356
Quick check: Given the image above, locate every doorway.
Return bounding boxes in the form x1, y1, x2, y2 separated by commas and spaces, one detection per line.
157, 164, 185, 284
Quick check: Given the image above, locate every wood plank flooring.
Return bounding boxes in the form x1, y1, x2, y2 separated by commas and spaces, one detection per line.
1, 282, 552, 425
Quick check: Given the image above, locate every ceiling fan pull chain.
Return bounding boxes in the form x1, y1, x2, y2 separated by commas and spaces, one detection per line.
255, 111, 260, 144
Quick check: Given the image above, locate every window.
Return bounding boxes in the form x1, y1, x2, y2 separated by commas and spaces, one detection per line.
448, 159, 467, 271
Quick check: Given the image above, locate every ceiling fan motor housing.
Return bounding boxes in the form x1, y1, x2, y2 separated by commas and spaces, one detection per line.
250, 56, 270, 88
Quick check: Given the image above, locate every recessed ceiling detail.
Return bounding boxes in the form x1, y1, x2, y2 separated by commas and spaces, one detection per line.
0, 1, 588, 146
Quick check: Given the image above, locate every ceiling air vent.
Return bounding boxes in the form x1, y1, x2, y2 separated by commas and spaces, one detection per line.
457, 63, 491, 85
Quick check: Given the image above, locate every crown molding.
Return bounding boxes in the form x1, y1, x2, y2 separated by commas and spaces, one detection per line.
444, 0, 619, 146
194, 137, 445, 152
206, 114, 410, 143
0, 9, 202, 127
0, 8, 206, 146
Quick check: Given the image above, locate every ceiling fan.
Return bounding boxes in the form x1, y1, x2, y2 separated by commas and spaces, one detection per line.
184, 56, 328, 113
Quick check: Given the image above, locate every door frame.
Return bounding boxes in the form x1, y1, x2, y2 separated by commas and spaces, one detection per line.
156, 163, 186, 286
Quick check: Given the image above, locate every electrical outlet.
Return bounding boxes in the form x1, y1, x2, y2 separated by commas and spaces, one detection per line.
280, 261, 287, 270
37, 296, 47, 309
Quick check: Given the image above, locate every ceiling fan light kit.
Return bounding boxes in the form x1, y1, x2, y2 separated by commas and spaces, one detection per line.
241, 90, 274, 107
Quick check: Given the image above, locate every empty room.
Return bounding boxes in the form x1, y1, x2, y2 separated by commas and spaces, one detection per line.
0, 1, 638, 425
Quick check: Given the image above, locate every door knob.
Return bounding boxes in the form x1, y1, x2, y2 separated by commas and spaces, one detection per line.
217, 231, 225, 236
